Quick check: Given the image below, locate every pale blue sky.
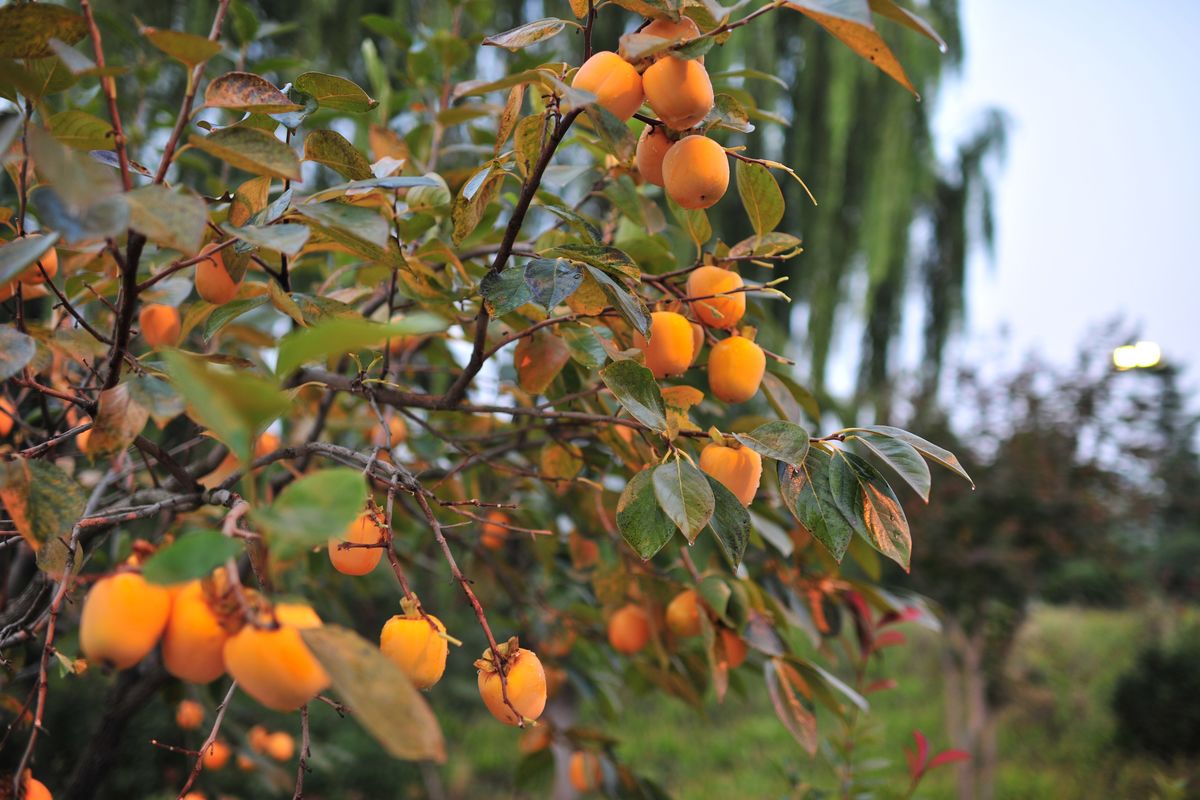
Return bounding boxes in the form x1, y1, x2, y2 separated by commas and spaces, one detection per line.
936, 0, 1200, 377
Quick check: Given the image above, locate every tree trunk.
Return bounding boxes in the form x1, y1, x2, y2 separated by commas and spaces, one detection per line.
63, 664, 168, 800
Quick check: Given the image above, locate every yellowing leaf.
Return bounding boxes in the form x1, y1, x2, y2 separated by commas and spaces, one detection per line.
783, 0, 916, 96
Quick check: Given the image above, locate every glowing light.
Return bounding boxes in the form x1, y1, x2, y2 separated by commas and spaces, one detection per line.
1113, 341, 1161, 370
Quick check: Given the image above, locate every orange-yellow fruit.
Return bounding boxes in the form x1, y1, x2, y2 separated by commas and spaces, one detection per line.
0, 282, 14, 302
79, 572, 172, 670
642, 16, 702, 46
255, 431, 281, 457
248, 724, 270, 753
689, 322, 705, 365
182, 793, 206, 800
328, 512, 383, 576
223, 603, 330, 712
380, 613, 449, 690
175, 699, 205, 730
632, 311, 694, 379
607, 604, 652, 655
265, 731, 295, 761
569, 750, 604, 793
643, 56, 713, 131
138, 303, 182, 348
375, 415, 407, 447
480, 510, 509, 550
571, 51, 644, 121
194, 244, 239, 305
20, 244, 58, 285
636, 126, 673, 187
719, 628, 747, 669
687, 266, 745, 329
201, 739, 230, 770
478, 647, 547, 725
0, 397, 15, 437
23, 774, 51, 800
699, 443, 762, 507
665, 588, 702, 637
662, 135, 728, 210
518, 724, 552, 754
707, 335, 765, 403
162, 580, 229, 684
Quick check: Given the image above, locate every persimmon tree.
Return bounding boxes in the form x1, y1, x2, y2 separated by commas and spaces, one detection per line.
0, 0, 972, 797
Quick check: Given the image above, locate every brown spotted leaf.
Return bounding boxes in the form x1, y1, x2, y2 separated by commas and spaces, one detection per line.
0, 459, 85, 552
85, 384, 150, 458
205, 72, 302, 113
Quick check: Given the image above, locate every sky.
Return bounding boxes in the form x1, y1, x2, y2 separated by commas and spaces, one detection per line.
931, 0, 1200, 381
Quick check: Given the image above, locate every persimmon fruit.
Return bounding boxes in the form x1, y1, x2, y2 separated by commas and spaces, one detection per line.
223, 603, 330, 712
569, 750, 604, 792
707, 335, 765, 403
632, 310, 694, 379
194, 244, 239, 305
662, 134, 729, 210
477, 641, 547, 725
79, 571, 172, 670
162, 580, 229, 684
175, 699, 205, 730
138, 303, 182, 348
636, 126, 673, 187
572, 51, 644, 121
687, 266, 745, 329
480, 510, 510, 550
666, 588, 702, 637
642, 56, 713, 131
202, 739, 230, 770
328, 512, 383, 576
607, 604, 651, 654
699, 442, 763, 507
380, 611, 450, 690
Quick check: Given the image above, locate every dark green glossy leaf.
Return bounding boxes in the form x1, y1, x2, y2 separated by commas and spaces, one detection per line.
600, 358, 666, 433
777, 447, 855, 561
545, 242, 639, 281
523, 258, 583, 311
830, 449, 910, 570
705, 474, 750, 568
616, 468, 676, 560
204, 295, 272, 341
252, 468, 367, 560
852, 424, 973, 487
652, 459, 714, 542
733, 420, 810, 467
585, 265, 650, 337
848, 431, 931, 501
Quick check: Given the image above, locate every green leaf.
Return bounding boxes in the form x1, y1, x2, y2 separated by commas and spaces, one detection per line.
124, 375, 185, 427
760, 370, 820, 423
479, 267, 532, 317
275, 314, 446, 377
142, 27, 222, 67
85, 385, 149, 458
545, 243, 639, 281
706, 94, 753, 134
600, 359, 667, 433
204, 71, 301, 113
303, 130, 373, 180
294, 72, 378, 112
0, 233, 58, 286
733, 421, 810, 467
125, 185, 208, 255
584, 265, 650, 337
301, 625, 446, 762
203, 295, 272, 341
0, 327, 36, 381
271, 85, 318, 130
616, 468, 676, 560
848, 431, 931, 501
293, 202, 389, 248
653, 459, 714, 542
251, 468, 366, 560
162, 350, 290, 463
522, 258, 583, 311
669, 200, 712, 250
189, 126, 301, 180
306, 175, 440, 204
777, 448, 855, 561
451, 165, 504, 246
584, 105, 636, 161
0, 460, 85, 555
830, 449, 910, 570
30, 187, 128, 244
48, 110, 113, 150
0, 4, 86, 59
735, 159, 784, 236
705, 475, 750, 568
228, 222, 310, 255
142, 531, 244, 585
559, 323, 609, 368
483, 19, 569, 51
852, 425, 973, 487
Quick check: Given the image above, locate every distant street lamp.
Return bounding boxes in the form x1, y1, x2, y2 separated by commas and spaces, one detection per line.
1112, 341, 1162, 371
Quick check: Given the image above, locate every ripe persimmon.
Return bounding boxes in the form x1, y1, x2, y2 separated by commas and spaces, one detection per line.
201, 739, 230, 770
636, 125, 673, 187
687, 266, 745, 329
707, 335, 765, 403
699, 442, 762, 506
19, 243, 58, 285
719, 627, 748, 669
380, 610, 450, 690
162, 580, 229, 684
632, 311, 694, 379
138, 303, 182, 348
642, 56, 713, 131
0, 397, 15, 437
665, 588, 702, 637
23, 773, 51, 800
572, 51, 644, 121
175, 699, 205, 730
569, 750, 604, 793
328, 512, 383, 576
265, 731, 295, 761
79, 571, 172, 670
223, 603, 330, 712
480, 510, 510, 550
662, 135, 729, 210
690, 321, 705, 365
248, 724, 270, 753
476, 639, 547, 725
607, 604, 652, 655
194, 244, 239, 305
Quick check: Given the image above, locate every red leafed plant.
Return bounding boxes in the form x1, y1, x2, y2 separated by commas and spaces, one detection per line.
904, 729, 971, 797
